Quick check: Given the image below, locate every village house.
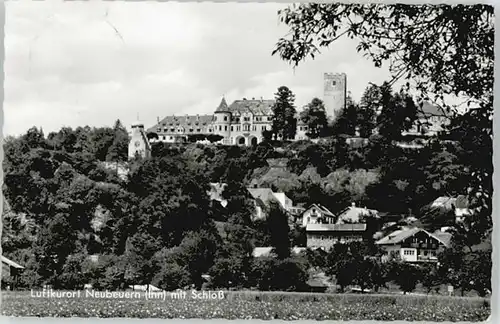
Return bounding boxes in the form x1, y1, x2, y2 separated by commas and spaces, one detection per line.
402, 102, 450, 137
306, 223, 367, 250
247, 187, 294, 220
431, 195, 472, 223
299, 204, 336, 227
376, 227, 451, 262
336, 202, 379, 224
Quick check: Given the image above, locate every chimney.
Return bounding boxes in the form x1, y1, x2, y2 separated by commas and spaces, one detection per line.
351, 202, 356, 208
157, 116, 160, 124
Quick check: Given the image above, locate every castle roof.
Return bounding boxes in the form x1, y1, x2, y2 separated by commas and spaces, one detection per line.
148, 114, 214, 132
215, 97, 229, 112
226, 99, 275, 116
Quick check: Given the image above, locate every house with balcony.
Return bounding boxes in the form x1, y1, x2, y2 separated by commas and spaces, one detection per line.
375, 227, 451, 263
306, 223, 367, 250
299, 204, 336, 227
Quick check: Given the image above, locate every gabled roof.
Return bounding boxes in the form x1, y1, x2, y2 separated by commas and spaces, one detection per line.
433, 231, 453, 247
336, 204, 378, 224
148, 114, 215, 132
1, 256, 24, 269
375, 227, 451, 247
306, 223, 367, 232
303, 204, 335, 218
247, 188, 277, 207
431, 195, 470, 210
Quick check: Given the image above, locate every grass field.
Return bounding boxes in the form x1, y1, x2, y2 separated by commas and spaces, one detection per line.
0, 290, 490, 321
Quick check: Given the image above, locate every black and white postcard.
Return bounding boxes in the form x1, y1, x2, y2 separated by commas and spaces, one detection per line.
0, 1, 494, 322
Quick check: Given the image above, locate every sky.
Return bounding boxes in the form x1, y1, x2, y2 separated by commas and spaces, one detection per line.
4, 1, 394, 137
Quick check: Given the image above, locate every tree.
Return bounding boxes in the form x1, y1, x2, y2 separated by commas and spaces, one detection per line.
376, 83, 418, 141
391, 262, 421, 294
331, 100, 358, 136
106, 120, 130, 162
266, 200, 291, 260
154, 262, 191, 291
175, 228, 221, 289
271, 86, 297, 140
300, 98, 328, 138
420, 263, 442, 294
207, 134, 224, 143
147, 132, 159, 141
358, 84, 380, 137
23, 126, 46, 149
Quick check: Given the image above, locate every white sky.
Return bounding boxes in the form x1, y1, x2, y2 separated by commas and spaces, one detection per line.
4, 1, 394, 136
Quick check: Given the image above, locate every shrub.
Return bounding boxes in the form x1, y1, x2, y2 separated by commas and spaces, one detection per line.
251, 257, 308, 292
153, 263, 191, 291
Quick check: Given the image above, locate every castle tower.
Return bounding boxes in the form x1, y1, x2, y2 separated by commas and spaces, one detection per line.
323, 73, 347, 120
213, 97, 231, 144
128, 120, 151, 159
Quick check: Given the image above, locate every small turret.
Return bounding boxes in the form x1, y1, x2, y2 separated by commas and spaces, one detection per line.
213, 97, 231, 144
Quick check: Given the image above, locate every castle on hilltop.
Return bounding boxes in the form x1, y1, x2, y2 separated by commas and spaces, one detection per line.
128, 73, 348, 159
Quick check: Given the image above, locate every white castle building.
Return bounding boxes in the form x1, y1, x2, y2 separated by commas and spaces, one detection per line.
128, 73, 349, 158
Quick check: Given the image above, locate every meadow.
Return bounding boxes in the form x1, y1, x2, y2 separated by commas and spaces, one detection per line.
0, 290, 490, 321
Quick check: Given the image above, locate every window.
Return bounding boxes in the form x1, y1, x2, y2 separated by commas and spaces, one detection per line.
215, 116, 217, 121
225, 126, 228, 131
244, 117, 250, 122
162, 136, 166, 140
170, 128, 175, 132
197, 129, 201, 132
332, 81, 337, 86
189, 129, 193, 132
224, 116, 228, 121
243, 124, 250, 131
237, 126, 241, 131
157, 128, 161, 132
252, 125, 257, 131
231, 126, 234, 131
261, 126, 266, 131
219, 126, 222, 131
